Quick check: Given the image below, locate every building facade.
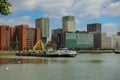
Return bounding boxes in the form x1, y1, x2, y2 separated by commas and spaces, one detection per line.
35, 18, 49, 43
62, 16, 76, 32
0, 25, 40, 50
15, 25, 40, 50
62, 16, 76, 46
92, 32, 102, 49
90, 32, 112, 49
52, 29, 63, 49
111, 36, 120, 49
87, 23, 101, 33
65, 32, 94, 49
0, 25, 10, 50
101, 32, 112, 49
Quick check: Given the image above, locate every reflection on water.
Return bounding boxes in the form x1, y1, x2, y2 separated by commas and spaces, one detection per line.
0, 54, 120, 80
0, 57, 110, 65
0, 58, 49, 64
0, 57, 71, 65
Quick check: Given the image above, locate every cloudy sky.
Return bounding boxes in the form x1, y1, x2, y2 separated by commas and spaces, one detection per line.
0, 0, 120, 36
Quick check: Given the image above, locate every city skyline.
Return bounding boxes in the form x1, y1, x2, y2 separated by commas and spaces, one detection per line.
0, 0, 120, 36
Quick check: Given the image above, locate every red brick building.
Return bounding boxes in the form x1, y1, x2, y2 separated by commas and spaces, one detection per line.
0, 25, 40, 50
0, 25, 10, 50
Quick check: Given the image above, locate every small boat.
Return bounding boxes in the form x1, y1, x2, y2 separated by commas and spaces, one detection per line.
114, 49, 120, 54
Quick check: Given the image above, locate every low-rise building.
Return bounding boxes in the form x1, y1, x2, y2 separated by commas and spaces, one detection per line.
65, 32, 94, 49
111, 36, 120, 49
101, 32, 112, 49
90, 32, 112, 49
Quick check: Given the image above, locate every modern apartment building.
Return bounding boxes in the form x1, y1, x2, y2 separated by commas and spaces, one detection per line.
0, 25, 40, 50
35, 17, 49, 43
87, 23, 101, 33
15, 25, 40, 50
62, 16, 76, 32
0, 25, 10, 50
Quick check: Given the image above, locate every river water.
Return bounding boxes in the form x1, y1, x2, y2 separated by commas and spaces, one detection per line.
0, 53, 120, 80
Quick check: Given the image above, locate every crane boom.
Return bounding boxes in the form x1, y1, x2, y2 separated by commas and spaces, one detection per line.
33, 40, 45, 51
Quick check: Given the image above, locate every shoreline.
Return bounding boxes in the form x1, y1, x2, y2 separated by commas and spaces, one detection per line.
0, 51, 17, 55
0, 50, 116, 55
77, 50, 114, 53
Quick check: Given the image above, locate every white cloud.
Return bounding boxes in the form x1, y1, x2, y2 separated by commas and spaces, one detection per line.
71, 0, 110, 18
9, 0, 120, 18
75, 18, 82, 25
78, 27, 87, 31
103, 1, 120, 16
10, 0, 73, 16
102, 23, 120, 36
2, 0, 119, 32
0, 16, 34, 27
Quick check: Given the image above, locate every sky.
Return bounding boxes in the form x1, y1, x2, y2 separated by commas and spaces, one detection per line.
0, 0, 120, 36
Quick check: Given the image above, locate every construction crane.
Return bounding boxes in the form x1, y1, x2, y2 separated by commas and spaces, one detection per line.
33, 40, 45, 51
28, 40, 45, 53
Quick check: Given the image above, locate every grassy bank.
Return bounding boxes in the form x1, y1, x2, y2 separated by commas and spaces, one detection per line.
0, 51, 17, 55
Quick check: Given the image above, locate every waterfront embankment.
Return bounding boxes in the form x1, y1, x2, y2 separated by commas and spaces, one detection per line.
0, 51, 17, 55
78, 50, 114, 53
0, 50, 115, 55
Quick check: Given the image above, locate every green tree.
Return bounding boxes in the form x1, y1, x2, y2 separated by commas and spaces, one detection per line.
0, 0, 11, 15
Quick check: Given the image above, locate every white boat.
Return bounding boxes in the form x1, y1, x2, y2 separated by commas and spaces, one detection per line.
56, 48, 78, 57
16, 48, 78, 57
114, 49, 120, 54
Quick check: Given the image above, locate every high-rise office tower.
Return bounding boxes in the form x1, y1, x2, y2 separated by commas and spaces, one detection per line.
35, 18, 49, 43
87, 23, 101, 33
62, 16, 76, 47
62, 16, 76, 32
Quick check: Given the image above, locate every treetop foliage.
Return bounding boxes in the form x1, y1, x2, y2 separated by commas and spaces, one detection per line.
0, 0, 12, 15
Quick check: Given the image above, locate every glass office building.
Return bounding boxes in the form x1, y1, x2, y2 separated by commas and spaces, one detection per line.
65, 32, 93, 49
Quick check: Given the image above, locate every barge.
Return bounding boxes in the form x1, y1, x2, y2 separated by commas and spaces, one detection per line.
16, 48, 78, 57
